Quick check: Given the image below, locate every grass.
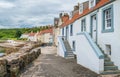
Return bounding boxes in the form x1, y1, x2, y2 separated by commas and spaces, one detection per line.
0, 47, 5, 53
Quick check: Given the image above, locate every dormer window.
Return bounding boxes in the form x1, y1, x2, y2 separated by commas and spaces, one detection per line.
91, 0, 94, 7
69, 12, 73, 19
89, 0, 96, 8
79, 3, 83, 14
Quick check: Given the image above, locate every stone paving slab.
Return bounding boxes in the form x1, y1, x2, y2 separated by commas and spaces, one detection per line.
100, 74, 120, 77
20, 46, 98, 77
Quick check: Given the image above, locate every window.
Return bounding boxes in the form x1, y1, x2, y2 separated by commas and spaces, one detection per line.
89, 0, 95, 8
81, 19, 86, 32
79, 4, 83, 14
72, 41, 76, 51
91, 0, 94, 7
70, 24, 73, 36
102, 5, 114, 33
62, 28, 64, 35
105, 9, 112, 29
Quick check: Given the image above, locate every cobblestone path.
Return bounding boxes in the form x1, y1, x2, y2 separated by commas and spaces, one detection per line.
20, 46, 98, 77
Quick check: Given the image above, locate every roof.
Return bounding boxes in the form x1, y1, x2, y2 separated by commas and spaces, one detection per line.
29, 32, 36, 36
61, 0, 110, 28
37, 28, 53, 36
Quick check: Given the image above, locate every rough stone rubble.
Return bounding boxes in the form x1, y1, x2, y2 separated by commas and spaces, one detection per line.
0, 42, 41, 77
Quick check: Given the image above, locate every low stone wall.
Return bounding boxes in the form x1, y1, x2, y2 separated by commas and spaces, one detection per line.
0, 42, 41, 77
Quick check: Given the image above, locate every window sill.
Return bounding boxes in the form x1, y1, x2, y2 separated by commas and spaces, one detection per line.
102, 29, 114, 33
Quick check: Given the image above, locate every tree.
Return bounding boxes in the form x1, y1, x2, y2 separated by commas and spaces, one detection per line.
15, 30, 22, 38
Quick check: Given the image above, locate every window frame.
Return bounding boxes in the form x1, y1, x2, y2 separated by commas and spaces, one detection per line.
72, 41, 76, 51
81, 18, 86, 32
62, 28, 64, 36
70, 24, 73, 36
102, 5, 114, 33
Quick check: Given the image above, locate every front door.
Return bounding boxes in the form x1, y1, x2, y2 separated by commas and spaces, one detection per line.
91, 14, 97, 42
106, 45, 111, 58
66, 26, 69, 40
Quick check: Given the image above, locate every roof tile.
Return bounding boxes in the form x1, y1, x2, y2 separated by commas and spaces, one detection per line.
61, 0, 110, 28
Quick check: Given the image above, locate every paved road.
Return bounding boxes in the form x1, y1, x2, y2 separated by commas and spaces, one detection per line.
20, 46, 98, 77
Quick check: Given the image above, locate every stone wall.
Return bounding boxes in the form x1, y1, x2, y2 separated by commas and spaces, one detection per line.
0, 42, 41, 77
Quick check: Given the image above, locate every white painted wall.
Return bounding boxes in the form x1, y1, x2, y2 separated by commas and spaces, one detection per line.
97, 1, 120, 69
57, 36, 65, 57
76, 34, 104, 74
71, 0, 120, 70
20, 34, 29, 38
42, 33, 53, 44
59, 0, 120, 72
28, 36, 36, 41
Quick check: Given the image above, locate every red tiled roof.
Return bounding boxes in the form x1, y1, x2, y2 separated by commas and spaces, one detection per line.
61, 0, 110, 28
29, 32, 36, 36
37, 28, 53, 36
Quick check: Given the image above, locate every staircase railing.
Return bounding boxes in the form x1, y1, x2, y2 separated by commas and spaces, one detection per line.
77, 32, 104, 59
76, 32, 104, 74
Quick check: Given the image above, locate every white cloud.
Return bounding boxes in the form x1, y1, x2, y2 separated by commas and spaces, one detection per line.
0, 0, 87, 28
0, 1, 15, 8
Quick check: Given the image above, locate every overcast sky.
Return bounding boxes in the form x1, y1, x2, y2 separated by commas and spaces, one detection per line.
0, 0, 87, 28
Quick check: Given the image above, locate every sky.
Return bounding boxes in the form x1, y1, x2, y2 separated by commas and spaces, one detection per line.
0, 0, 87, 28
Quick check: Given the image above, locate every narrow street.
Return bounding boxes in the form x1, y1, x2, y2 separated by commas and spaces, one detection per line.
20, 46, 98, 77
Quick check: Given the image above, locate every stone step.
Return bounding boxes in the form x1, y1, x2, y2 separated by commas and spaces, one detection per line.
104, 54, 109, 58
64, 45, 71, 51
101, 70, 120, 75
66, 54, 74, 57
65, 56, 74, 59
63, 40, 72, 51
104, 62, 114, 66
105, 57, 111, 61
67, 51, 73, 54
104, 66, 118, 71
66, 53, 74, 55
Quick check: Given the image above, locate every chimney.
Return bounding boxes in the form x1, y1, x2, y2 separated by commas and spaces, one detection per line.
62, 13, 69, 23
54, 18, 59, 26
74, 5, 79, 11
72, 5, 79, 16
59, 13, 63, 18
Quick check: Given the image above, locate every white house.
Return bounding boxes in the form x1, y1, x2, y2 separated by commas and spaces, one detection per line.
58, 0, 120, 74
20, 33, 29, 39
28, 32, 37, 41
37, 28, 53, 45
53, 13, 69, 47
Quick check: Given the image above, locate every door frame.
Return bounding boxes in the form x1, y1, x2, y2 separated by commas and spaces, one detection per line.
90, 13, 98, 43
66, 26, 69, 40
106, 44, 112, 58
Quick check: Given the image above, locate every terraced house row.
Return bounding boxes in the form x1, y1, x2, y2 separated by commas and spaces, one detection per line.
21, 27, 53, 45
53, 0, 120, 74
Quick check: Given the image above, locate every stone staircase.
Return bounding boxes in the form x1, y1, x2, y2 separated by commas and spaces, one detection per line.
97, 45, 120, 75
62, 38, 74, 59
